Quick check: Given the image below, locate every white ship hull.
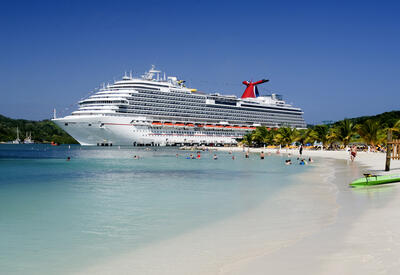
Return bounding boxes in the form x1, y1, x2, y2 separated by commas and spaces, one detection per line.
53, 115, 241, 146
53, 66, 306, 146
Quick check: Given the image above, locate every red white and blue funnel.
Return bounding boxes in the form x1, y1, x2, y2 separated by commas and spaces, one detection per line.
241, 79, 269, 98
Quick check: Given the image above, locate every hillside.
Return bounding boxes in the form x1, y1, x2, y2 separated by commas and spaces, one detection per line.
0, 115, 78, 144
335, 111, 400, 128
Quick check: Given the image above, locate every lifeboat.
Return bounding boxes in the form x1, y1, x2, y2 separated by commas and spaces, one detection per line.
164, 122, 174, 127
174, 123, 185, 127
186, 123, 195, 127
205, 124, 214, 128
196, 124, 204, 127
152, 122, 162, 125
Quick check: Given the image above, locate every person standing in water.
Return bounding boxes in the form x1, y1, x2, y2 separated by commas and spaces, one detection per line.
299, 144, 303, 156
260, 151, 265, 160
350, 145, 357, 162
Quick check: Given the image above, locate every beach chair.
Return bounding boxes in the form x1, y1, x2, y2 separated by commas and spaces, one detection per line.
363, 173, 378, 183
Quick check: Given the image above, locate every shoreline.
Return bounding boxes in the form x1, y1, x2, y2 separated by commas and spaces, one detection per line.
190, 146, 400, 175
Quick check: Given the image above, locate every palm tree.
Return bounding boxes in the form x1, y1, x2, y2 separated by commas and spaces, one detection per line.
394, 119, 400, 132
242, 132, 253, 147
357, 119, 384, 149
312, 125, 329, 149
298, 128, 316, 145
252, 126, 269, 146
265, 129, 277, 145
274, 127, 298, 147
326, 127, 338, 149
335, 119, 356, 147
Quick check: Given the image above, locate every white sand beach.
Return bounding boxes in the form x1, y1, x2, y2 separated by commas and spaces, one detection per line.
75, 149, 400, 275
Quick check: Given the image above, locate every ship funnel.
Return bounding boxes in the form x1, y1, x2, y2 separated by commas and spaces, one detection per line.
241, 79, 269, 98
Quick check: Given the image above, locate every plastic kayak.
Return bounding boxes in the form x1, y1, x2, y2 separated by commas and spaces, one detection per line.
350, 174, 400, 187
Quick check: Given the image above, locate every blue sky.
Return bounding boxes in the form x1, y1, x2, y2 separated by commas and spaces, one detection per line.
0, 0, 399, 124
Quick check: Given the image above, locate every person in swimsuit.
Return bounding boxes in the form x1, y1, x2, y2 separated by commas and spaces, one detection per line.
260, 151, 265, 160
350, 145, 357, 162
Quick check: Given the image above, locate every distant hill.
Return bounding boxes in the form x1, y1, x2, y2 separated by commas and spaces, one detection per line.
334, 110, 400, 128
0, 115, 78, 144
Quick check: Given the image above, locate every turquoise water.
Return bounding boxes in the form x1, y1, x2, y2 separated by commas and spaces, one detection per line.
0, 144, 310, 274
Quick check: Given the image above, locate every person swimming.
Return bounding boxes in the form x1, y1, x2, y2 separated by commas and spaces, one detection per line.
285, 159, 292, 165
213, 154, 218, 160
67, 156, 71, 161
299, 159, 307, 165
308, 157, 313, 163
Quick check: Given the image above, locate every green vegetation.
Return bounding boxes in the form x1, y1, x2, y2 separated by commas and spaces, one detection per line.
239, 111, 400, 149
0, 115, 78, 144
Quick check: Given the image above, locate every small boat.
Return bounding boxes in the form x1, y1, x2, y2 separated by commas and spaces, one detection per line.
350, 174, 400, 187
24, 132, 34, 144
6, 127, 21, 144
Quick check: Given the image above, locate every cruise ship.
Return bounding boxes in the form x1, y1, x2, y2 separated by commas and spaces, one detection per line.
53, 66, 306, 146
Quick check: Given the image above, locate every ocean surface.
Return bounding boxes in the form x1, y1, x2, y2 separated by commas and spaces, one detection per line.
0, 144, 317, 274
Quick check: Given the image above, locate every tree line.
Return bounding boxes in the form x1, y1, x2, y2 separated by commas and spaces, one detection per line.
241, 113, 400, 149
0, 115, 78, 144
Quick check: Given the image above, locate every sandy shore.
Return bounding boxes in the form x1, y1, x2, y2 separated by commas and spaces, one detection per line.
202, 146, 400, 174
212, 147, 400, 274
75, 148, 400, 274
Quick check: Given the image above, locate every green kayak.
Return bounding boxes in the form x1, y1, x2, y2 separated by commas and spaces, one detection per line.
350, 174, 400, 187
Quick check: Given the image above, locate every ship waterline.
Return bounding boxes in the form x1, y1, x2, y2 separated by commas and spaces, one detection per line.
53, 66, 306, 146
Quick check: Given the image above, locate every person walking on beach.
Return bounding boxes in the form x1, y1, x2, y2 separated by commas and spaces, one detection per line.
299, 144, 303, 156
350, 145, 357, 162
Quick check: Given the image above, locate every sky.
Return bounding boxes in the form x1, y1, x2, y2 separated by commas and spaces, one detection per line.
0, 0, 399, 124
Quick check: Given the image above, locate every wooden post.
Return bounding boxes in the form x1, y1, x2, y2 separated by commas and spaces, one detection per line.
385, 129, 393, 171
